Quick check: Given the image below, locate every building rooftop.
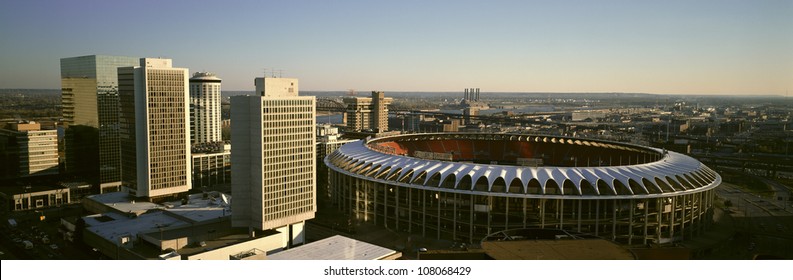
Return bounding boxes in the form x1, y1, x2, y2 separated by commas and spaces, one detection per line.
161, 192, 231, 223
85, 192, 161, 216
190, 72, 221, 82
267, 235, 401, 260
84, 211, 188, 245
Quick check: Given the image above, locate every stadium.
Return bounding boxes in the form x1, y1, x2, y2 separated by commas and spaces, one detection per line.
325, 133, 721, 245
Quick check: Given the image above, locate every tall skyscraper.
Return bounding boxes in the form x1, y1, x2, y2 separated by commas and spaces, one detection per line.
60, 55, 139, 191
231, 77, 315, 244
189, 72, 222, 144
343, 91, 392, 133
118, 58, 191, 199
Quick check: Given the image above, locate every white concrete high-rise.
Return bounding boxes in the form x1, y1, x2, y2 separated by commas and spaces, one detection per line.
189, 72, 222, 144
118, 58, 191, 199
231, 77, 315, 245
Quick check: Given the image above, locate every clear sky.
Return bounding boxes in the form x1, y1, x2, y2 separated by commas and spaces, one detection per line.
0, 0, 791, 94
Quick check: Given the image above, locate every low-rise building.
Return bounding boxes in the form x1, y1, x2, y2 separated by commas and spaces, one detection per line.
0, 121, 59, 178
191, 142, 231, 190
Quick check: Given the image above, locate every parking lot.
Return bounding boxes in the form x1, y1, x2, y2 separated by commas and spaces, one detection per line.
2, 205, 96, 260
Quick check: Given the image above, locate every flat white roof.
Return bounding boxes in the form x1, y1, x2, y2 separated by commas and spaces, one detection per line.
267, 235, 399, 260
161, 193, 231, 222
84, 212, 187, 244
86, 192, 161, 215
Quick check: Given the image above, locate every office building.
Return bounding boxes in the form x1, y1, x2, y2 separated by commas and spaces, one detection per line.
231, 77, 315, 246
191, 142, 231, 190
189, 72, 222, 144
316, 124, 354, 200
0, 122, 59, 178
118, 58, 191, 199
343, 91, 392, 133
61, 55, 140, 191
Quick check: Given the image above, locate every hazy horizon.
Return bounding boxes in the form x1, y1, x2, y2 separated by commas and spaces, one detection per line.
2, 88, 791, 99
1, 0, 791, 95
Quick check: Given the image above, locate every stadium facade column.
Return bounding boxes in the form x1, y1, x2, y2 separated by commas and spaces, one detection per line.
395, 186, 400, 232
373, 182, 378, 224
523, 198, 528, 228
436, 192, 441, 240
540, 198, 546, 228
421, 189, 427, 236
408, 188, 412, 233
383, 184, 388, 229
578, 200, 583, 232
595, 200, 600, 235
643, 198, 650, 244
452, 193, 457, 240
487, 196, 492, 235
670, 196, 676, 240
697, 191, 703, 235
470, 197, 475, 244
681, 194, 686, 240
656, 197, 663, 241
505, 197, 510, 229
559, 199, 564, 229
629, 198, 635, 245
364, 182, 369, 222
355, 179, 359, 220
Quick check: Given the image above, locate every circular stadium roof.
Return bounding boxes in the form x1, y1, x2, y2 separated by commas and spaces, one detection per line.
326, 133, 721, 199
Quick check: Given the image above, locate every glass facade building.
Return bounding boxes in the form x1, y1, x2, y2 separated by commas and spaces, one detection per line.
61, 55, 139, 191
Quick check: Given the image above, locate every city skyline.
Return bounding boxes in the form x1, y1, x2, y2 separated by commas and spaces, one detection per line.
1, 1, 792, 95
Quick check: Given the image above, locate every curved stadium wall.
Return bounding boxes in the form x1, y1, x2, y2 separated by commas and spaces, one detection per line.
325, 133, 721, 245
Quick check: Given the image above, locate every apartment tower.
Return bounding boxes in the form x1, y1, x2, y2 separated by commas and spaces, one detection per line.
343, 91, 392, 133
231, 77, 315, 245
189, 72, 222, 144
118, 58, 191, 199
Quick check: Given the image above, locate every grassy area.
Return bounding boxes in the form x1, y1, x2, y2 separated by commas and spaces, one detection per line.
716, 168, 774, 198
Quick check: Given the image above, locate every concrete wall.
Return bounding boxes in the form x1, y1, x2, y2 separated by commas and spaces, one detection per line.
186, 233, 285, 260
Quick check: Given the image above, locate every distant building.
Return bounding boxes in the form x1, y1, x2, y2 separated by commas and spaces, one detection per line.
189, 72, 222, 144
572, 110, 606, 122
118, 58, 191, 199
60, 55, 140, 191
316, 124, 354, 163
343, 91, 393, 133
0, 122, 59, 178
460, 88, 489, 109
231, 77, 315, 247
